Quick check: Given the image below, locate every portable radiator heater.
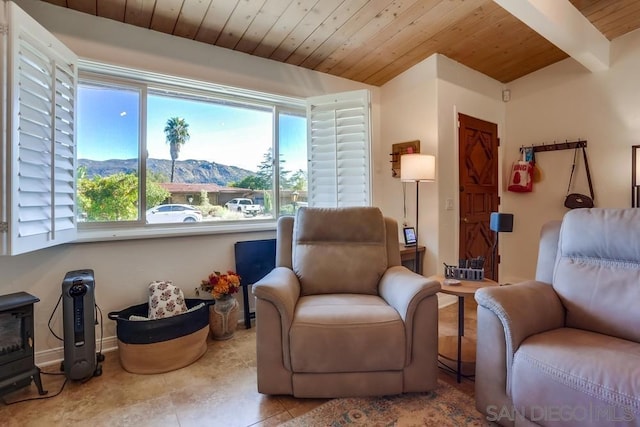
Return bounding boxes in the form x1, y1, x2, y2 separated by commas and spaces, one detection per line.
61, 269, 101, 380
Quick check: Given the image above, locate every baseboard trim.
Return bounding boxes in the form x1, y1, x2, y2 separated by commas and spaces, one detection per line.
35, 336, 118, 368
35, 316, 247, 368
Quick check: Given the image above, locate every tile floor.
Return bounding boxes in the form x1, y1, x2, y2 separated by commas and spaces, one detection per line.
0, 299, 478, 426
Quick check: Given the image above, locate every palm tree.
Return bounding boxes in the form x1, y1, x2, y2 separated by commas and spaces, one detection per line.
164, 117, 190, 182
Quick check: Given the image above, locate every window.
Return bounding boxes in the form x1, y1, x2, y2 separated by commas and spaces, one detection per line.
76, 80, 141, 223
277, 109, 307, 216
77, 71, 308, 229
1, 1, 371, 255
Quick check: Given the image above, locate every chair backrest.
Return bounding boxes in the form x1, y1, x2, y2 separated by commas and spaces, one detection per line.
287, 207, 389, 296
535, 220, 562, 284
552, 208, 640, 343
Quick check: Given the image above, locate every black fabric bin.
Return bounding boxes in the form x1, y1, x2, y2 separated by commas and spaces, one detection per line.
108, 299, 213, 374
108, 299, 212, 344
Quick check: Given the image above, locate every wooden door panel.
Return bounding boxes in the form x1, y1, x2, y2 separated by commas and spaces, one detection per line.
464, 131, 496, 186
461, 192, 493, 218
458, 114, 499, 280
461, 221, 494, 263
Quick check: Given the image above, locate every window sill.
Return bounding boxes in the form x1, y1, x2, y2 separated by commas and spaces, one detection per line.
75, 220, 278, 243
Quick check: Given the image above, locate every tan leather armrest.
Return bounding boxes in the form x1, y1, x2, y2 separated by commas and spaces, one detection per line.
475, 280, 564, 395
380, 266, 440, 363
252, 267, 300, 331
379, 266, 440, 320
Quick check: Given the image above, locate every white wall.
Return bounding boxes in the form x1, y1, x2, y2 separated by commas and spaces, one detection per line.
379, 55, 439, 271
5, 0, 380, 361
501, 29, 640, 283
380, 54, 505, 278
435, 56, 506, 276
379, 55, 504, 307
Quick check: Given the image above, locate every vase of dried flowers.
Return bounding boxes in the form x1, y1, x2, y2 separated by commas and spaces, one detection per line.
209, 294, 239, 340
200, 270, 241, 340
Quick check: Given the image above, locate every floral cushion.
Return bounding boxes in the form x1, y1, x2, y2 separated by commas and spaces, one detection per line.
147, 281, 188, 319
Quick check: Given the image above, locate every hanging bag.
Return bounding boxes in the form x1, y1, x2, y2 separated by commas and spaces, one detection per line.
508, 147, 534, 193
564, 145, 595, 209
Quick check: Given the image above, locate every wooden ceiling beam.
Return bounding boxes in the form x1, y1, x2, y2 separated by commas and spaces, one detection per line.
493, 0, 610, 72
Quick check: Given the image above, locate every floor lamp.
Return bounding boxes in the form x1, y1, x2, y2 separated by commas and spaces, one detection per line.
632, 145, 640, 207
489, 212, 514, 282
401, 154, 436, 273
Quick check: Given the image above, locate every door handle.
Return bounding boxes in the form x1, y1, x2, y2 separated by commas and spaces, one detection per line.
462, 217, 469, 223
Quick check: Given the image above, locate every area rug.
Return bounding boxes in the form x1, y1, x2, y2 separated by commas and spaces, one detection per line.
281, 380, 494, 426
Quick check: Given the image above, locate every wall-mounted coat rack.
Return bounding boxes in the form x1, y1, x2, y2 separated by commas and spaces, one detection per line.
520, 140, 587, 153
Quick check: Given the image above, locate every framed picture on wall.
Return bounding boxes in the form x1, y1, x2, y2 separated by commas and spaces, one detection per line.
390, 140, 420, 177
403, 227, 417, 246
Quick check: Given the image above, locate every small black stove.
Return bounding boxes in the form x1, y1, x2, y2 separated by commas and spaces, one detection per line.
0, 292, 46, 398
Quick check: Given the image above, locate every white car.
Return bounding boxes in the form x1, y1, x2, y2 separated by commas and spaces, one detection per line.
146, 204, 202, 224
224, 198, 263, 216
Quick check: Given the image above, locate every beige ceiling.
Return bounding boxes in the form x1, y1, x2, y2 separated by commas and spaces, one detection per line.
40, 0, 640, 86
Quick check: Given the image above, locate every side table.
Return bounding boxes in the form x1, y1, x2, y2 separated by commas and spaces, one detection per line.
399, 245, 425, 274
432, 275, 498, 382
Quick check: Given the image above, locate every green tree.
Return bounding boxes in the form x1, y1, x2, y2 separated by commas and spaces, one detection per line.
78, 173, 138, 221
230, 175, 269, 190
290, 169, 307, 191
78, 173, 169, 221
147, 170, 169, 183
77, 165, 88, 180
257, 147, 291, 189
199, 189, 211, 208
164, 117, 190, 183
262, 190, 272, 214
146, 180, 170, 208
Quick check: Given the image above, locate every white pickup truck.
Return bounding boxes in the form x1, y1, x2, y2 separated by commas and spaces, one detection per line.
224, 198, 263, 216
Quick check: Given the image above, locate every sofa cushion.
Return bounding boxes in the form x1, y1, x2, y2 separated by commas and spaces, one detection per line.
512, 328, 640, 427
292, 207, 387, 296
289, 294, 405, 373
554, 208, 640, 342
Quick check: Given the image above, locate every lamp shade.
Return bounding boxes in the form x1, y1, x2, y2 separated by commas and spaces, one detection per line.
401, 154, 436, 182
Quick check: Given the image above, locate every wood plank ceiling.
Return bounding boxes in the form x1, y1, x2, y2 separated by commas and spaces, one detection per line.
40, 0, 640, 86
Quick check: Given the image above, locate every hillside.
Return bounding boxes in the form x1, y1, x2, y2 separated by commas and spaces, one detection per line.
78, 158, 255, 186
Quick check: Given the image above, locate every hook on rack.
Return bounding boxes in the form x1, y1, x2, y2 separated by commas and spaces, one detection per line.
520, 139, 587, 153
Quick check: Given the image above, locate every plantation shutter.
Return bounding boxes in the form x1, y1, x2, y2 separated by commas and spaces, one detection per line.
1, 1, 78, 255
306, 90, 371, 208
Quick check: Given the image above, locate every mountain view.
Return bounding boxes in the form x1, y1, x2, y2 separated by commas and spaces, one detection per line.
78, 158, 255, 186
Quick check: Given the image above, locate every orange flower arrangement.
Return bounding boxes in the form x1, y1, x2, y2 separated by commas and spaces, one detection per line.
200, 270, 241, 299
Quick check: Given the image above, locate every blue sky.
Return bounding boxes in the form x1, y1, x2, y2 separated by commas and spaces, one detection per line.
77, 86, 307, 173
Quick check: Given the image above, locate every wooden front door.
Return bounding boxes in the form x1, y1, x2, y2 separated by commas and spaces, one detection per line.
458, 114, 499, 281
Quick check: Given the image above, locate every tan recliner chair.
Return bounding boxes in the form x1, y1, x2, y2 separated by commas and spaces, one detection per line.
252, 207, 441, 397
475, 208, 640, 426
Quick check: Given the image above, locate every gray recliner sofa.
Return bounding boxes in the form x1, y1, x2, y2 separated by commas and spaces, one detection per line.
475, 208, 640, 426
252, 206, 441, 397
